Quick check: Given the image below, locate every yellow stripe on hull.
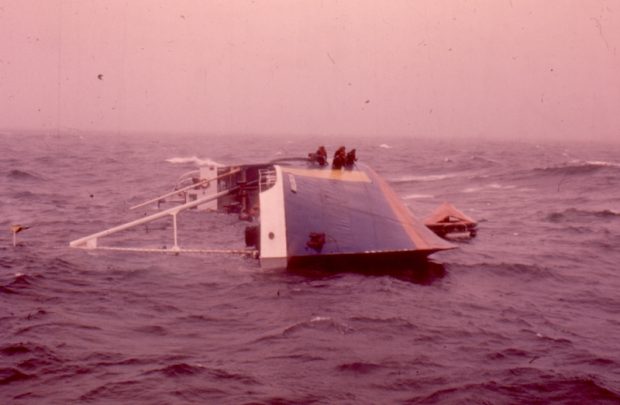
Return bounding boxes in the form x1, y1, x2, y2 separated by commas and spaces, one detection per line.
281, 167, 371, 183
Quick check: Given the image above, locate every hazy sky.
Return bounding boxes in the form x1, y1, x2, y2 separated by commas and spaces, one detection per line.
1, 0, 618, 140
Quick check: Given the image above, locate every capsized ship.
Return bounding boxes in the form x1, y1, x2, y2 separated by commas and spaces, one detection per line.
69, 147, 460, 269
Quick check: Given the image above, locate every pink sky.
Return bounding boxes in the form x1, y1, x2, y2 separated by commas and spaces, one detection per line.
1, 0, 618, 140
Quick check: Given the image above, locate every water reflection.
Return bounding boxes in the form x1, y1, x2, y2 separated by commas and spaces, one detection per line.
286, 259, 447, 285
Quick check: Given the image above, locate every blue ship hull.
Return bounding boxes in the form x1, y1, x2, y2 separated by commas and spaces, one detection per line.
259, 162, 455, 269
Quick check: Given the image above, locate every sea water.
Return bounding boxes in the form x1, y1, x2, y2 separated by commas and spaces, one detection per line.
1, 132, 619, 404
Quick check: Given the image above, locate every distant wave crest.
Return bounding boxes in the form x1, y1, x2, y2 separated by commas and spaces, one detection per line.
535, 160, 620, 176
6, 169, 44, 181
281, 316, 354, 337
391, 173, 457, 184
405, 374, 620, 404
143, 362, 259, 384
403, 193, 434, 200
337, 362, 383, 374
0, 367, 35, 385
165, 156, 222, 167
585, 160, 620, 168
546, 208, 620, 223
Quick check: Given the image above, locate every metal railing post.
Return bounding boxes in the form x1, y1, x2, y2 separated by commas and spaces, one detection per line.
172, 212, 179, 251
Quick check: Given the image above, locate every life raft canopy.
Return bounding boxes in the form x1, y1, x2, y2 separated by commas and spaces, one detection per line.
425, 202, 478, 239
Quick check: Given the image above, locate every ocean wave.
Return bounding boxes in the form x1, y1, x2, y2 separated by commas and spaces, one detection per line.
459, 263, 556, 281
78, 379, 144, 403
585, 160, 620, 168
165, 156, 222, 167
0, 285, 16, 294
546, 208, 620, 223
336, 362, 383, 374
4, 273, 42, 289
529, 331, 574, 346
24, 309, 49, 321
390, 173, 457, 183
349, 316, 417, 331
534, 160, 620, 176
470, 155, 501, 165
149, 363, 206, 377
463, 183, 517, 193
0, 367, 35, 385
6, 169, 45, 181
485, 347, 531, 361
402, 193, 434, 200
0, 342, 62, 372
9, 190, 38, 200
566, 352, 619, 368
265, 353, 326, 362
1, 342, 45, 356
82, 351, 145, 366
281, 316, 354, 337
47, 257, 83, 272
404, 374, 620, 404
131, 325, 169, 336
143, 363, 259, 385
16, 321, 102, 336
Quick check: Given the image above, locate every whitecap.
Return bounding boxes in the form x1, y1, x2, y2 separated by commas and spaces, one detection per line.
379, 144, 392, 149
403, 193, 434, 200
165, 156, 223, 167
585, 160, 620, 168
310, 316, 331, 322
392, 173, 456, 183
488, 183, 517, 189
463, 183, 516, 193
463, 186, 482, 193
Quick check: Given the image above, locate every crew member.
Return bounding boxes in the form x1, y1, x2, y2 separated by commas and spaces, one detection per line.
308, 146, 328, 166
332, 146, 346, 169
345, 149, 357, 168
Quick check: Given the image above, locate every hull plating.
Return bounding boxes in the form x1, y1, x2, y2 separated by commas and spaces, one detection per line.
276, 163, 455, 267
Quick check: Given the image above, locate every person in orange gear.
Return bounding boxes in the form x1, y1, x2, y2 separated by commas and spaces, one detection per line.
332, 146, 346, 169
345, 149, 357, 168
